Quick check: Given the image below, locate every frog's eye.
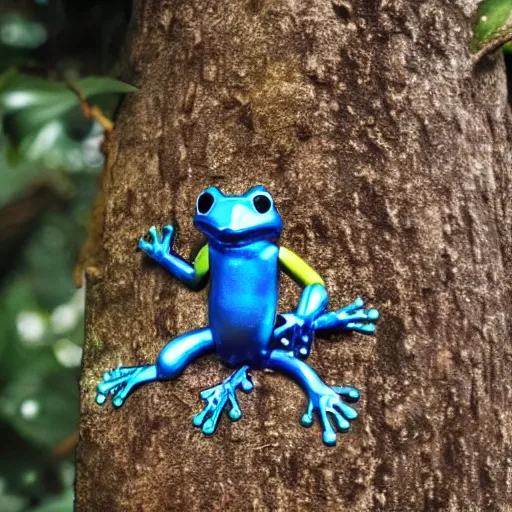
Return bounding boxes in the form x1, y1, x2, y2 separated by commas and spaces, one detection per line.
197, 192, 215, 214
253, 194, 272, 214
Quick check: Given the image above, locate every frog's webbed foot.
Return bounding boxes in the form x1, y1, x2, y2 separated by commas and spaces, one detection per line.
314, 297, 379, 335
193, 365, 253, 436
96, 365, 156, 407
267, 350, 360, 446
138, 225, 174, 263
300, 385, 359, 446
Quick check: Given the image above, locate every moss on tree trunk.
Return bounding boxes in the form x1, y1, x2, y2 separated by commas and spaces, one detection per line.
76, 0, 512, 510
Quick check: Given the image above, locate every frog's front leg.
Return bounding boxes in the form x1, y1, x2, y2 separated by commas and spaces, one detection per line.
193, 366, 254, 436
267, 349, 359, 446
138, 225, 209, 289
314, 297, 379, 335
96, 328, 214, 407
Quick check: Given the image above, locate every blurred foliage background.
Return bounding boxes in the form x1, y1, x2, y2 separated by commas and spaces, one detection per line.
0, 0, 510, 511
0, 0, 133, 510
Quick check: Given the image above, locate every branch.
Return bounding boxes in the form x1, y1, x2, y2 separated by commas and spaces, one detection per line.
473, 23, 512, 63
66, 81, 114, 133
66, 81, 115, 287
52, 431, 79, 457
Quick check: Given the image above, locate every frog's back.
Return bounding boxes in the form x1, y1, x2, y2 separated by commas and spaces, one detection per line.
208, 241, 279, 367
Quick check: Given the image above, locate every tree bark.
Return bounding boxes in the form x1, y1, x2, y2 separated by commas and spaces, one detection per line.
76, 0, 512, 510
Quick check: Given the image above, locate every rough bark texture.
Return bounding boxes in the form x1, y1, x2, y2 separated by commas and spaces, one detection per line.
76, 0, 512, 510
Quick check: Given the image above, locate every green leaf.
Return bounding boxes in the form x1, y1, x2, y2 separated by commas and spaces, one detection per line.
0, 420, 48, 497
0, 13, 47, 50
472, 0, 512, 51
27, 488, 74, 512
0, 277, 54, 379
0, 72, 72, 114
0, 493, 27, 512
18, 118, 104, 173
503, 40, 512, 51
7, 102, 77, 139
0, 369, 79, 449
74, 76, 138, 96
0, 72, 136, 140
0, 72, 136, 114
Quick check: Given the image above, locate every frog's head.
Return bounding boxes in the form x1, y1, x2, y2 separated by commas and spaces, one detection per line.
193, 185, 283, 245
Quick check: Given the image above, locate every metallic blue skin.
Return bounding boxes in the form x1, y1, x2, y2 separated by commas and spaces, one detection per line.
193, 365, 253, 434
208, 240, 279, 368
96, 186, 379, 446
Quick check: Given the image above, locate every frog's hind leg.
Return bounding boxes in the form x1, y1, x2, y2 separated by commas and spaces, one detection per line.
96, 365, 157, 407
267, 349, 359, 446
193, 365, 254, 436
96, 328, 214, 407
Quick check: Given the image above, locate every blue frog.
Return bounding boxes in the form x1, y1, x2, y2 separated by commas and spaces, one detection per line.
96, 186, 379, 445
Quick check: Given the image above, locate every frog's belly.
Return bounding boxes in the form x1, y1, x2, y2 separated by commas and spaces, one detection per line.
208, 242, 279, 367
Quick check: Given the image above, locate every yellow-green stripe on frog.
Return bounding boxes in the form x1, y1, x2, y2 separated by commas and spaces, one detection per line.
278, 246, 325, 287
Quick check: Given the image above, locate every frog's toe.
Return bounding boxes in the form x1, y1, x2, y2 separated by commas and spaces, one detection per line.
138, 238, 152, 253
300, 399, 314, 427
240, 374, 254, 393
319, 401, 350, 446
300, 411, 314, 427
332, 386, 360, 403
346, 321, 376, 334
112, 395, 124, 408
322, 428, 337, 446
193, 407, 210, 428
104, 369, 120, 380
112, 385, 132, 407
228, 400, 242, 421
199, 387, 216, 400
193, 389, 227, 434
340, 297, 365, 314
202, 406, 224, 436
97, 375, 127, 396
367, 308, 379, 321
148, 226, 159, 242
201, 418, 217, 436
330, 409, 351, 431
319, 408, 338, 446
342, 403, 358, 420
95, 392, 107, 405
332, 394, 358, 421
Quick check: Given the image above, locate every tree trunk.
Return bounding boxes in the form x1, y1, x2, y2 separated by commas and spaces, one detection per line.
76, 0, 512, 510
